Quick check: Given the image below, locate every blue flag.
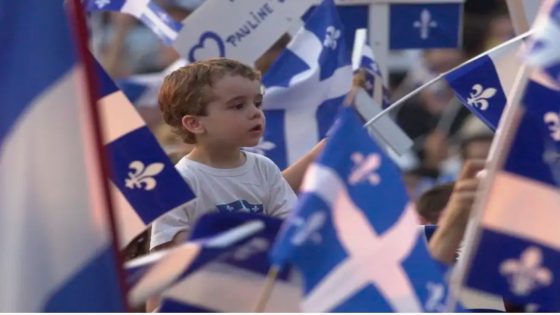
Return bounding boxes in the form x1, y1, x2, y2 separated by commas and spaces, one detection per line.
444, 34, 525, 130
84, 0, 182, 45
0, 1, 123, 311
126, 213, 274, 307
93, 59, 195, 246
389, 2, 463, 49
356, 41, 390, 109
463, 80, 560, 311
526, 0, 560, 84
144, 213, 301, 312
257, 0, 352, 169
270, 106, 450, 312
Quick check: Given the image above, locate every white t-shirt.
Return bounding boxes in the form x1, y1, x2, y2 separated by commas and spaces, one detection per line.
150, 151, 297, 248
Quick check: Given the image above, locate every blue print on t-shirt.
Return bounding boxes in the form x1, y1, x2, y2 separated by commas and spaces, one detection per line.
216, 200, 264, 214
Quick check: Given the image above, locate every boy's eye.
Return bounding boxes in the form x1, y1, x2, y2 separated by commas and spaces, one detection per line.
254, 100, 263, 108
232, 103, 244, 109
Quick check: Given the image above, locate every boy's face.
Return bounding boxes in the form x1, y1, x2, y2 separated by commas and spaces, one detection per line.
198, 74, 264, 148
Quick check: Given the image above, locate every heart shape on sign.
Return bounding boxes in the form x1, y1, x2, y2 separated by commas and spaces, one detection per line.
188, 31, 226, 62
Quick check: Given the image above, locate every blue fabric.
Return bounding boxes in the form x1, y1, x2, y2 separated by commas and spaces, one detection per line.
445, 55, 506, 131
0, 0, 74, 147
271, 107, 451, 311
106, 126, 195, 224
390, 3, 462, 49
45, 246, 123, 311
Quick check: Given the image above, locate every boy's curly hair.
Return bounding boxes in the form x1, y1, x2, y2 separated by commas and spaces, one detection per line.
159, 58, 261, 144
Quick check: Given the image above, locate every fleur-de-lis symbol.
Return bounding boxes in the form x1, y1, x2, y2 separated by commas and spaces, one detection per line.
125, 161, 164, 191
467, 84, 497, 111
323, 26, 341, 50
500, 246, 553, 296
544, 112, 560, 141
349, 152, 381, 185
424, 282, 446, 312
231, 238, 269, 260
94, 0, 110, 9
413, 9, 437, 39
291, 212, 326, 246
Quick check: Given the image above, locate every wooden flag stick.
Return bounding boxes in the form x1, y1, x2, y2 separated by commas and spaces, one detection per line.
254, 265, 281, 312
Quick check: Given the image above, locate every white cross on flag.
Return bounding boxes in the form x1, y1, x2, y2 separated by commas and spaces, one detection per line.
270, 106, 451, 312
256, 0, 352, 169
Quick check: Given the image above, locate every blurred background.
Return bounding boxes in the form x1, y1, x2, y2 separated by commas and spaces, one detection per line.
88, 0, 513, 205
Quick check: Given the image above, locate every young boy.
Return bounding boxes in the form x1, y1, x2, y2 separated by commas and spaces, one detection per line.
150, 58, 297, 250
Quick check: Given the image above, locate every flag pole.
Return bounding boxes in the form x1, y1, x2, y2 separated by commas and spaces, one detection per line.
253, 265, 281, 312
446, 5, 536, 311
362, 31, 533, 129
67, 0, 129, 309
445, 65, 532, 312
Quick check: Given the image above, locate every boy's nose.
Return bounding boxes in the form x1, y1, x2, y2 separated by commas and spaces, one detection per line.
249, 104, 263, 119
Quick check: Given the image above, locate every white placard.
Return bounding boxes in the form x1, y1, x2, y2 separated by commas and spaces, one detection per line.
174, 0, 313, 65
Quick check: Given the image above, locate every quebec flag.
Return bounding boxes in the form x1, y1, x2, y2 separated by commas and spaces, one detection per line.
462, 80, 560, 311
127, 213, 271, 308
270, 106, 450, 312
260, 0, 352, 169
148, 213, 301, 312
84, 0, 182, 45
444, 34, 525, 130
355, 40, 390, 109
94, 59, 195, 247
389, 2, 463, 49
0, 1, 123, 311
526, 0, 560, 84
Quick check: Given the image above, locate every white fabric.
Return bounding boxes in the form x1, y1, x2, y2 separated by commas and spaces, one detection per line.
0, 67, 110, 311
150, 151, 296, 248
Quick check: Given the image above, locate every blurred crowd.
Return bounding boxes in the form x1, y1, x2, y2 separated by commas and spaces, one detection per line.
89, 0, 515, 227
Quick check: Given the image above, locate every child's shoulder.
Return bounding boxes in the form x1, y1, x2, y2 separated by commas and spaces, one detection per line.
244, 151, 281, 171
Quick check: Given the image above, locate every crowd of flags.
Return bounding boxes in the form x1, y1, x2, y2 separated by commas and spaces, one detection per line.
3, 0, 560, 312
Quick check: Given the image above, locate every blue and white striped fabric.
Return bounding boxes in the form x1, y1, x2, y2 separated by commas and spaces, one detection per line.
271, 106, 450, 312
356, 42, 390, 109
93, 59, 195, 246
85, 0, 182, 45
258, 0, 352, 169
115, 58, 187, 107
389, 2, 463, 49
462, 80, 560, 311
0, 1, 123, 311
444, 35, 524, 130
526, 0, 560, 84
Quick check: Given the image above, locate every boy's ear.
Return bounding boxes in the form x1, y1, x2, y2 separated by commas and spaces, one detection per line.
181, 115, 205, 135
